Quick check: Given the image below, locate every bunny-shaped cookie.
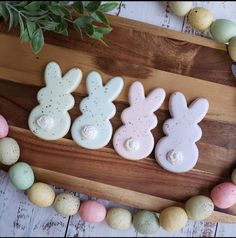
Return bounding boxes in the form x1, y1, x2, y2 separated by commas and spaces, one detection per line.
155, 92, 209, 173
113, 81, 166, 160
71, 71, 124, 149
28, 62, 82, 140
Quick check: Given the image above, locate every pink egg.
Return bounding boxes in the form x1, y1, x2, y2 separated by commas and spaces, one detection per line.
0, 115, 9, 138
79, 200, 106, 223
211, 182, 236, 209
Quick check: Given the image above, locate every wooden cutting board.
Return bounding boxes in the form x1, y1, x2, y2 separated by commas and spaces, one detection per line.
0, 15, 236, 223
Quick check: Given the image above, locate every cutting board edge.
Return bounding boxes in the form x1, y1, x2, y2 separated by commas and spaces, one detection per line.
108, 15, 227, 51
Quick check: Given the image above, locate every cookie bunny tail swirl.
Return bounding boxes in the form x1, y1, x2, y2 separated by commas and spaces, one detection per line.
71, 71, 124, 149
28, 62, 82, 140
155, 92, 209, 173
113, 81, 166, 160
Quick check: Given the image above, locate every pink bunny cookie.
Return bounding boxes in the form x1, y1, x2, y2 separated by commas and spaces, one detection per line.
155, 92, 209, 173
113, 81, 165, 160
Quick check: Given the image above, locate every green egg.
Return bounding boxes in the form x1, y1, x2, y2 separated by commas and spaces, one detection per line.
9, 162, 34, 190
133, 210, 160, 235
210, 19, 236, 43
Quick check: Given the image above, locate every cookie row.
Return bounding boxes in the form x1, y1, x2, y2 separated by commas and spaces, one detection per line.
28, 62, 209, 173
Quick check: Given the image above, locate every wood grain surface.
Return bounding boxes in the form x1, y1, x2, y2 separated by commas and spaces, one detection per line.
1, 1, 236, 237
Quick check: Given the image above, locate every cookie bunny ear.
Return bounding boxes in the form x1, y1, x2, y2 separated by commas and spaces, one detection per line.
61, 68, 82, 93
44, 62, 62, 86
86, 71, 103, 95
145, 88, 166, 112
104, 77, 124, 102
188, 98, 209, 123
129, 81, 145, 106
169, 92, 188, 118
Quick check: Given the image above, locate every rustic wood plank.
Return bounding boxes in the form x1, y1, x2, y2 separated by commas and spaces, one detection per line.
0, 170, 68, 237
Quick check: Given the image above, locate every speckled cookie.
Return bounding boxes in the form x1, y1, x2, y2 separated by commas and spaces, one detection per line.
28, 62, 82, 140
155, 92, 209, 173
71, 71, 124, 149
113, 81, 165, 160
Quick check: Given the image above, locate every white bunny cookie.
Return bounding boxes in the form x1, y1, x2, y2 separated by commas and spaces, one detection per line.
71, 71, 124, 149
28, 62, 82, 140
155, 92, 209, 173
113, 81, 165, 160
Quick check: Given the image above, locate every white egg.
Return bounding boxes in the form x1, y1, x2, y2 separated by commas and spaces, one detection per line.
53, 193, 80, 216
169, 2, 193, 17
0, 137, 20, 165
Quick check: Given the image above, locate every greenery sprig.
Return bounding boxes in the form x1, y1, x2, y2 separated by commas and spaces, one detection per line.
0, 1, 118, 53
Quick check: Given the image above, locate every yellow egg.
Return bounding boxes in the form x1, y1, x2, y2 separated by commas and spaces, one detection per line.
188, 7, 213, 31
27, 182, 55, 207
159, 206, 188, 232
169, 2, 193, 17
228, 37, 236, 62
53, 193, 80, 216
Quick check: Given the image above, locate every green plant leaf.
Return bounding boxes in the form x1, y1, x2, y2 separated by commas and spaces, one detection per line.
26, 21, 37, 39
73, 22, 83, 39
94, 26, 112, 34
40, 20, 59, 31
20, 29, 30, 42
99, 2, 118, 12
49, 5, 68, 16
24, 1, 41, 11
86, 1, 101, 13
85, 23, 94, 36
54, 19, 68, 36
32, 28, 44, 54
82, 1, 90, 7
73, 16, 92, 28
12, 1, 28, 7
93, 11, 109, 25
0, 3, 9, 20
72, 1, 84, 14
18, 13, 25, 35
5, 4, 14, 30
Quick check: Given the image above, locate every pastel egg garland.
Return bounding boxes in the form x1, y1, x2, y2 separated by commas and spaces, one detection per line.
168, 1, 236, 63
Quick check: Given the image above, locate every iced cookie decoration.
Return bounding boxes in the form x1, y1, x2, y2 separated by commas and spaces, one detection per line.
113, 81, 165, 160
71, 71, 124, 149
155, 92, 209, 173
28, 62, 82, 140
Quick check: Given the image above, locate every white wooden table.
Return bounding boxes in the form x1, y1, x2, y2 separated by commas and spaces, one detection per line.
1, 1, 236, 237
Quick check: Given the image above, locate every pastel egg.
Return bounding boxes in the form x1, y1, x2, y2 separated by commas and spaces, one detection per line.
188, 7, 213, 31
169, 1, 193, 17
210, 182, 236, 209
185, 195, 214, 220
53, 193, 80, 216
210, 19, 236, 43
231, 168, 236, 184
106, 208, 132, 230
0, 137, 20, 165
133, 210, 160, 235
228, 37, 236, 62
159, 206, 188, 232
0, 115, 9, 138
79, 200, 106, 223
9, 162, 34, 190
27, 182, 55, 207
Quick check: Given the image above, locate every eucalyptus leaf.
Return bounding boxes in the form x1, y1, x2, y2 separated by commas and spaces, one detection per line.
49, 5, 68, 16
20, 28, 30, 42
85, 23, 94, 36
32, 28, 44, 54
86, 1, 101, 13
0, 3, 9, 20
93, 11, 109, 25
26, 21, 37, 39
74, 16, 92, 28
5, 4, 14, 31
72, 1, 84, 14
99, 2, 118, 12
95, 26, 112, 34
24, 1, 41, 11
40, 20, 59, 31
